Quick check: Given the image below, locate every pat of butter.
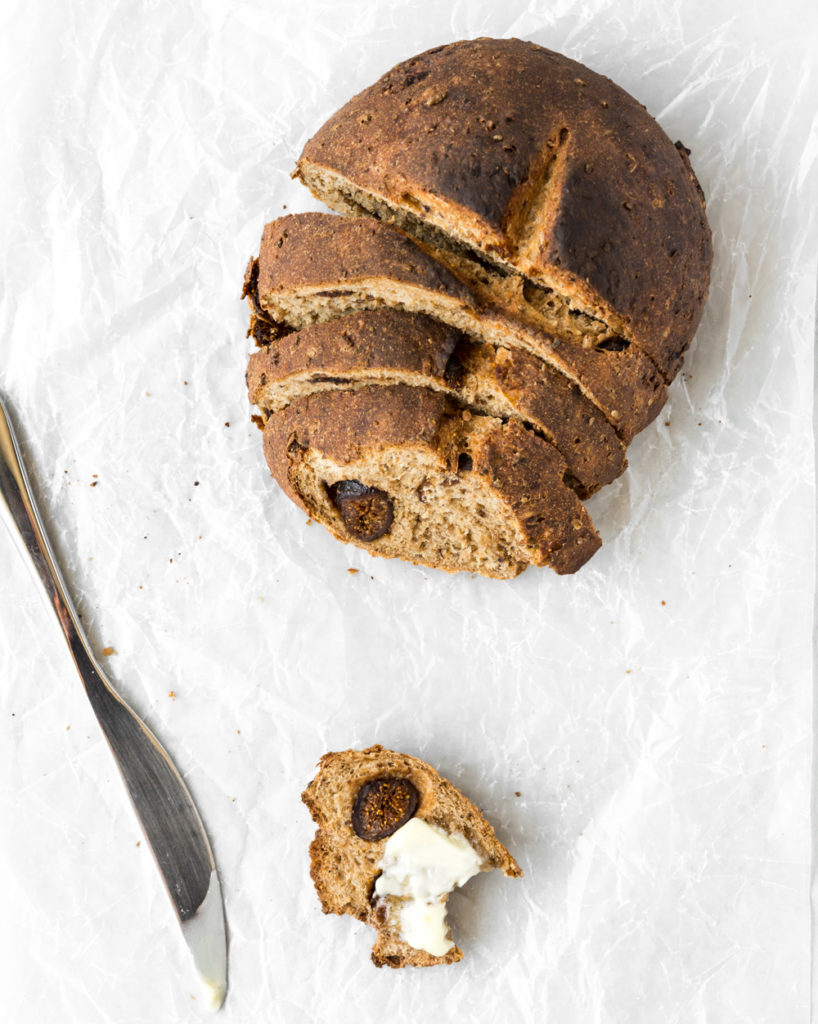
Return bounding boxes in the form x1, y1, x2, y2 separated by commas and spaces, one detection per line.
374, 817, 483, 956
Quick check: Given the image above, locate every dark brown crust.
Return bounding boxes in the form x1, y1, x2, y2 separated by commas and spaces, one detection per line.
464, 342, 626, 495
252, 212, 667, 443
241, 255, 260, 311
262, 385, 600, 576
257, 212, 473, 305
297, 37, 712, 379
246, 309, 625, 496
466, 416, 601, 574
246, 308, 459, 396
302, 745, 522, 968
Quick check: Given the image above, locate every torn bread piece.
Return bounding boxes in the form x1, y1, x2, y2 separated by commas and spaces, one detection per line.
245, 212, 667, 444
246, 308, 626, 496
302, 745, 522, 968
296, 37, 712, 381
263, 384, 601, 577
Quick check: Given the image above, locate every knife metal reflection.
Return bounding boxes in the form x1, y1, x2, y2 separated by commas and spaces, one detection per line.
0, 391, 227, 1011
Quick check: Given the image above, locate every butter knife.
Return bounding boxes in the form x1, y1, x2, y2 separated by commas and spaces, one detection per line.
0, 391, 227, 1011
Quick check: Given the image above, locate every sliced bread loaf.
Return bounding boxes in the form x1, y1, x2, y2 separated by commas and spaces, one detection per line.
241, 38, 713, 577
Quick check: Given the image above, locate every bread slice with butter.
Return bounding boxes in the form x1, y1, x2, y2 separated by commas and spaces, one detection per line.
301, 745, 522, 968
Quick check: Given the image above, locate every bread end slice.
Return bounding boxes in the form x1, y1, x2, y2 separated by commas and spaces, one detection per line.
263, 385, 600, 578
302, 745, 522, 968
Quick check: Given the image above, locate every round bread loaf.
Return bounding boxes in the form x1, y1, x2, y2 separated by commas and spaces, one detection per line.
243, 38, 712, 577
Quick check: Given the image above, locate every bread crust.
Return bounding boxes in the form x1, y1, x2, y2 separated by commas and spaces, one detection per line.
466, 342, 627, 495
302, 745, 522, 968
246, 308, 459, 404
262, 384, 601, 576
297, 37, 712, 379
257, 211, 473, 305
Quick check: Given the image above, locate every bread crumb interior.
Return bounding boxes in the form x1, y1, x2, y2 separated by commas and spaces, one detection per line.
290, 441, 530, 578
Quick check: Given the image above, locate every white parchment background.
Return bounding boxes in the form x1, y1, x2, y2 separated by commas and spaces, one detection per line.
1, 1, 816, 1021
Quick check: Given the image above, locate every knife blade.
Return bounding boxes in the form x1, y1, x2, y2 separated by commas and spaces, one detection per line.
0, 390, 227, 1011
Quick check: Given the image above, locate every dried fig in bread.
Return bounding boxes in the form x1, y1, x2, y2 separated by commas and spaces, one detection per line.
351, 778, 419, 840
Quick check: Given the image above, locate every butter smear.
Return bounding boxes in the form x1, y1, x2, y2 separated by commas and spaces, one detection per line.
374, 817, 484, 956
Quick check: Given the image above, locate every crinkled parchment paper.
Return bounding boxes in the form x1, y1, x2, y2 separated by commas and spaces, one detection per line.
1, 1, 816, 1021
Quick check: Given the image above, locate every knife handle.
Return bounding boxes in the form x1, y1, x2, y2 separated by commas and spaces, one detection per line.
0, 394, 129, 724
0, 393, 88, 646
0, 391, 214, 919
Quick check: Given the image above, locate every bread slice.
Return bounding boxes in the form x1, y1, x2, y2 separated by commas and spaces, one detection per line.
244, 212, 667, 443
302, 745, 522, 968
262, 384, 601, 577
246, 308, 626, 497
295, 37, 712, 380
246, 308, 459, 413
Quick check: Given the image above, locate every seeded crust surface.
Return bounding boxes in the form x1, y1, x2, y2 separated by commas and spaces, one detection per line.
263, 384, 601, 577
296, 37, 712, 379
302, 745, 522, 968
246, 308, 626, 496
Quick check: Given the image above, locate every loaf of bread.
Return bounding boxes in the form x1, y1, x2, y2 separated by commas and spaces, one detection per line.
243, 38, 712, 577
302, 745, 522, 968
